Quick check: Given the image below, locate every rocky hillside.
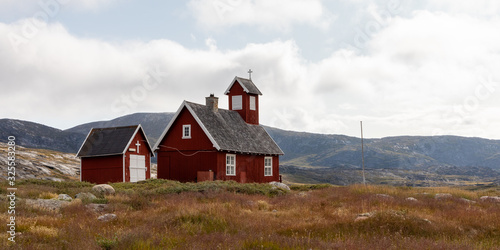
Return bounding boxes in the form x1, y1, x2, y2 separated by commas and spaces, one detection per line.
0, 142, 79, 181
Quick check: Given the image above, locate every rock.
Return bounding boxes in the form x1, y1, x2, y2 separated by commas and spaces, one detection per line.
42, 177, 63, 182
86, 203, 108, 213
297, 191, 309, 197
376, 194, 393, 199
25, 198, 70, 212
92, 184, 115, 196
246, 200, 255, 207
58, 194, 72, 201
98, 213, 117, 222
406, 197, 418, 202
459, 198, 476, 204
480, 196, 500, 203
435, 193, 452, 200
272, 209, 278, 213
355, 212, 374, 222
75, 192, 97, 201
355, 216, 369, 222
269, 181, 290, 191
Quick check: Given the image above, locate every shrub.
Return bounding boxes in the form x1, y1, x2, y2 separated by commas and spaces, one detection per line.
39, 192, 58, 199
175, 212, 228, 234
290, 183, 333, 191
95, 234, 119, 250
242, 240, 281, 250
92, 197, 109, 204
257, 200, 270, 211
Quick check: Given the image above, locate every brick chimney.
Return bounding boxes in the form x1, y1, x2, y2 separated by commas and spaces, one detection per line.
205, 94, 219, 112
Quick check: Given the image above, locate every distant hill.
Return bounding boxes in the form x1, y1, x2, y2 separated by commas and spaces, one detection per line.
65, 112, 175, 146
1, 114, 500, 185
265, 127, 500, 171
0, 119, 85, 153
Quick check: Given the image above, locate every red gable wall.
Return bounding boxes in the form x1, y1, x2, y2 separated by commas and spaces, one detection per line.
156, 107, 218, 181
123, 129, 152, 182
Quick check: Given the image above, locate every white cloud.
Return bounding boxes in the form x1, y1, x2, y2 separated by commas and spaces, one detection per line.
0, 0, 118, 17
187, 0, 335, 32
2, 7, 500, 139
427, 0, 500, 16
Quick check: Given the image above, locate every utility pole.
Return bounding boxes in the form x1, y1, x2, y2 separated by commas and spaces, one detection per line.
361, 121, 366, 185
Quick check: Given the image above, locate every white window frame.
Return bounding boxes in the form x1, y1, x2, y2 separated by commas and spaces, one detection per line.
226, 154, 236, 176
232, 95, 242, 110
182, 124, 191, 139
264, 157, 272, 176
250, 96, 256, 111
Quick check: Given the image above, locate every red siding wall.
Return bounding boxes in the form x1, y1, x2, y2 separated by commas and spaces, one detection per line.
158, 151, 217, 182
227, 81, 259, 125
123, 130, 151, 182
216, 153, 279, 183
81, 155, 123, 184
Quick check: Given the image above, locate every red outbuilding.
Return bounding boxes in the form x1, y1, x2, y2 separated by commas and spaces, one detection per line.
76, 125, 153, 184
154, 76, 284, 183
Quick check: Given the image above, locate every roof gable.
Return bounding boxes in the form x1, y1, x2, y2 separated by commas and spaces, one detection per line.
155, 101, 283, 155
77, 125, 154, 157
224, 76, 262, 95
153, 101, 220, 151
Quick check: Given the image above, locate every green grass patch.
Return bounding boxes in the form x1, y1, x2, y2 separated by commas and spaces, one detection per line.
111, 179, 287, 197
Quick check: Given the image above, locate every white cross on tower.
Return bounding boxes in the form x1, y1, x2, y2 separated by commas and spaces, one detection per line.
135, 140, 141, 153
248, 69, 253, 80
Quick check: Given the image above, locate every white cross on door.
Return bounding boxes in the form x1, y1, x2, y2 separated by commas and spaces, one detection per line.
135, 140, 141, 153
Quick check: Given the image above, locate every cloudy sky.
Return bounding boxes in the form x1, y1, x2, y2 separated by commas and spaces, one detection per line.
1, 0, 500, 139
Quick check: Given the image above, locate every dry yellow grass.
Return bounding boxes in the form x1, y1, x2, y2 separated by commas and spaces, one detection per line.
1, 180, 499, 249
38, 192, 58, 199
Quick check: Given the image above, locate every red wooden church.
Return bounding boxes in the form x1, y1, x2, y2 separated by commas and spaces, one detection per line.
154, 76, 284, 183
77, 125, 154, 184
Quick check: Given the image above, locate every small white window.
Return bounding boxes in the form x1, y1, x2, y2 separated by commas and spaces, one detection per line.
226, 154, 236, 176
250, 96, 256, 110
182, 125, 191, 139
232, 95, 242, 110
264, 157, 272, 176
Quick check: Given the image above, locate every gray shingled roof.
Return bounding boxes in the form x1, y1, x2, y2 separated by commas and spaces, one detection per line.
185, 102, 283, 155
225, 77, 263, 95
77, 125, 152, 157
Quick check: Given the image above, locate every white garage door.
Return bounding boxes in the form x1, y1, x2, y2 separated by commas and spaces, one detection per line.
130, 155, 146, 183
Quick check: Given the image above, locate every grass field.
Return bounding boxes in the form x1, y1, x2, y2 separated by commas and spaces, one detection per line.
1, 179, 500, 249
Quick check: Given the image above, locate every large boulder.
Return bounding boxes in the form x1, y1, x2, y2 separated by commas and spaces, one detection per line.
25, 199, 70, 212
98, 213, 117, 222
269, 181, 290, 191
58, 194, 73, 201
75, 192, 97, 201
480, 196, 500, 203
86, 203, 108, 213
435, 193, 452, 200
92, 184, 115, 196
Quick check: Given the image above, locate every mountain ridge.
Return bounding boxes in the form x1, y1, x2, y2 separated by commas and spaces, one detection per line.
1, 114, 499, 185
